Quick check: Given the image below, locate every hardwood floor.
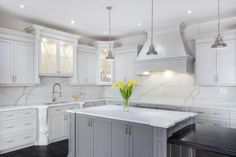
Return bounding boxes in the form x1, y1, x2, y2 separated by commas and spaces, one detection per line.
0, 140, 68, 157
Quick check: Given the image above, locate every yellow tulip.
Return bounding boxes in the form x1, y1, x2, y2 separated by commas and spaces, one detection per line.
127, 80, 133, 87
117, 81, 125, 88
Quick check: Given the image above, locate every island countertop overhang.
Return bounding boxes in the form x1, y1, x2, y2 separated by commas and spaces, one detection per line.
67, 105, 197, 128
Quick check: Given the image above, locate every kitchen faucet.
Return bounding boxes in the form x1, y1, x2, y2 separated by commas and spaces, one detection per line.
52, 83, 62, 103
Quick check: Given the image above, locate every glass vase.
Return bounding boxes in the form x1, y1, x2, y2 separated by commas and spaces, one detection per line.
123, 99, 130, 112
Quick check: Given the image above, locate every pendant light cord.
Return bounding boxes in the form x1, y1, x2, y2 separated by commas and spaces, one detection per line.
218, 0, 220, 35
151, 0, 154, 45
108, 7, 112, 51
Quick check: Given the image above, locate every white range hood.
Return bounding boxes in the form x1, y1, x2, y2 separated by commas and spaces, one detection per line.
135, 23, 194, 74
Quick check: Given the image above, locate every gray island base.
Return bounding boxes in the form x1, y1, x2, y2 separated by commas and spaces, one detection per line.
67, 105, 196, 157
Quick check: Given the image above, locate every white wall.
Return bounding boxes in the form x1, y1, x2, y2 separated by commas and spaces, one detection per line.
0, 77, 103, 106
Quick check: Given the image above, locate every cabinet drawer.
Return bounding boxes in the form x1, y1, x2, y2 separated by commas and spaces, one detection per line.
191, 107, 230, 120
0, 109, 36, 122
0, 131, 35, 151
48, 106, 65, 114
196, 118, 230, 128
0, 118, 36, 135
230, 111, 236, 120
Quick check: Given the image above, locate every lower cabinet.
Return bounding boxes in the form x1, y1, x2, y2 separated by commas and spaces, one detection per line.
76, 115, 109, 157
48, 105, 79, 143
0, 108, 37, 154
75, 115, 153, 157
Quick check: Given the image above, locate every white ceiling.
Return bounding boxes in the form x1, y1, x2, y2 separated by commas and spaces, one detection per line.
0, 0, 235, 39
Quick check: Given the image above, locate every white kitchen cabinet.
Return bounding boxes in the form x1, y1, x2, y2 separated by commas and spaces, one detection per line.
131, 123, 153, 157
0, 109, 37, 154
196, 38, 236, 86
110, 120, 153, 157
48, 105, 79, 143
76, 115, 109, 157
114, 52, 137, 82
111, 120, 129, 157
14, 42, 34, 84
0, 39, 13, 84
40, 37, 75, 76
77, 45, 97, 85
48, 113, 65, 142
0, 39, 34, 86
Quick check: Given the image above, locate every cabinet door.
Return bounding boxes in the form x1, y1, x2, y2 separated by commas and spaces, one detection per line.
49, 113, 65, 142
130, 123, 153, 157
196, 43, 216, 86
0, 39, 13, 84
92, 118, 109, 157
115, 52, 136, 82
76, 115, 92, 157
114, 54, 126, 82
14, 42, 34, 84
110, 120, 129, 157
87, 53, 97, 84
77, 52, 88, 83
40, 38, 57, 74
59, 42, 74, 74
217, 40, 236, 85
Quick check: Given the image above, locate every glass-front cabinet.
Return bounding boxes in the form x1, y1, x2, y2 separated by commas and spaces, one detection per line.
97, 42, 114, 85
40, 37, 74, 76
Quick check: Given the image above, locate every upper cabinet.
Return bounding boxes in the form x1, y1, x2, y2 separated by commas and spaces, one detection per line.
25, 25, 80, 80
0, 28, 35, 86
196, 34, 236, 86
96, 42, 114, 85
114, 45, 137, 82
76, 45, 97, 85
40, 37, 74, 76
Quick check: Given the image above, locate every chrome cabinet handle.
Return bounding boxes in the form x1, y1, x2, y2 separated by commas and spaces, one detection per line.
6, 126, 14, 129
88, 118, 91, 126
24, 136, 31, 139
24, 123, 32, 126
6, 140, 14, 143
128, 124, 132, 135
125, 125, 128, 135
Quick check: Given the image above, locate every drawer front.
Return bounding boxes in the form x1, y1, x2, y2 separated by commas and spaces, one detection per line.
0, 118, 36, 135
0, 109, 36, 122
0, 131, 35, 151
191, 107, 230, 120
196, 117, 230, 128
48, 106, 65, 114
230, 111, 236, 120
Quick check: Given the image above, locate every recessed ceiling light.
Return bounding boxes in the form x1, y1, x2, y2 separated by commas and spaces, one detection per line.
70, 20, 75, 24
187, 10, 192, 14
20, 4, 25, 9
137, 22, 142, 27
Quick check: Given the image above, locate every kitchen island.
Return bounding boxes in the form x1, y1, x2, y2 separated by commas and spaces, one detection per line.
67, 105, 196, 157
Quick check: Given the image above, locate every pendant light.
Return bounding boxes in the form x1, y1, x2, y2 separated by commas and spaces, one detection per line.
211, 0, 227, 49
106, 6, 115, 60
147, 0, 158, 55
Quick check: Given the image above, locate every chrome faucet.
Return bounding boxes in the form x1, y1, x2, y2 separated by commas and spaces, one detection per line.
52, 83, 62, 103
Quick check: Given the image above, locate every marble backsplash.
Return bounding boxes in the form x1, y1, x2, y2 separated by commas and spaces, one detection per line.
0, 77, 103, 106
104, 72, 236, 106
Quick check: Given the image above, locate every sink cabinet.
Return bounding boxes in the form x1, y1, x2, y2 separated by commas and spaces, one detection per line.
48, 105, 79, 143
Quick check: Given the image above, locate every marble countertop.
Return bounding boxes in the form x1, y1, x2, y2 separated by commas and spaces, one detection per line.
0, 99, 104, 112
68, 105, 197, 128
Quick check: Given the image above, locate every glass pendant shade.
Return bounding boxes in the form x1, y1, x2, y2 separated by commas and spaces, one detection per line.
147, 44, 158, 55
211, 34, 227, 49
147, 0, 158, 55
106, 6, 115, 60
212, 0, 227, 49
105, 50, 115, 60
